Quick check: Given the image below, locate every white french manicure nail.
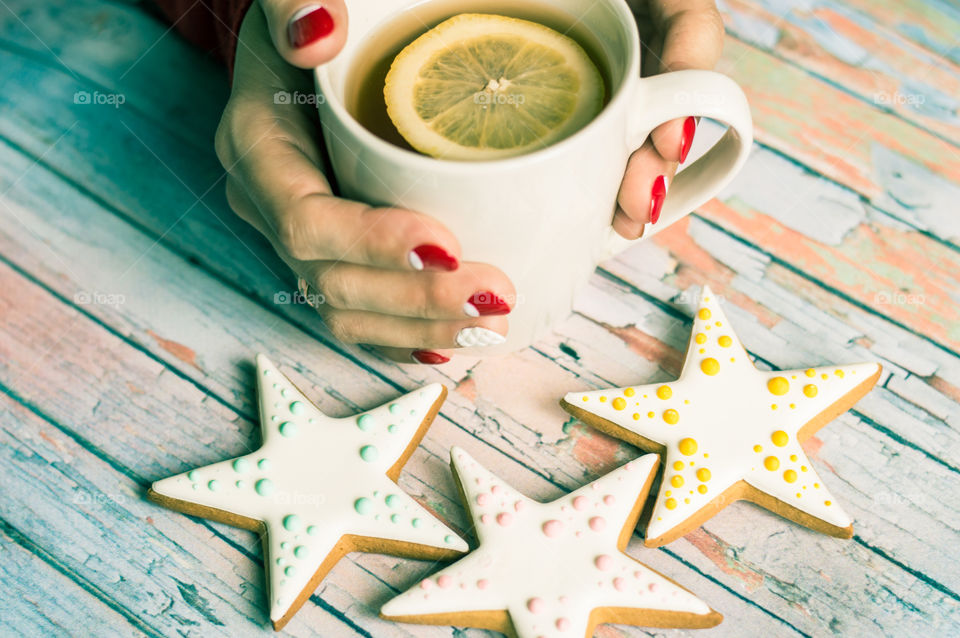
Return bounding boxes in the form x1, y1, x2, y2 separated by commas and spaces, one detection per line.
408, 250, 424, 271
456, 327, 506, 348
463, 302, 480, 318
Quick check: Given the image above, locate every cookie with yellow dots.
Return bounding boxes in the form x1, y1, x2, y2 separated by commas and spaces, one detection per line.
560, 286, 881, 546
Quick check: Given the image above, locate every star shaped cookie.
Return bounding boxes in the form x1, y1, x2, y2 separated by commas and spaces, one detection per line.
381, 448, 722, 636
149, 355, 468, 629
561, 286, 881, 546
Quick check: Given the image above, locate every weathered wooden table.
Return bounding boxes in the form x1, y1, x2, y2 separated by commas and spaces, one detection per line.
1, 0, 958, 636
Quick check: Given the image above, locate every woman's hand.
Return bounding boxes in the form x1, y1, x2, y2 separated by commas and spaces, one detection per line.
216, 2, 514, 365
615, 0, 725, 238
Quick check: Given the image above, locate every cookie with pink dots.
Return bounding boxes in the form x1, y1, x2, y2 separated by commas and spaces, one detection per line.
561, 286, 881, 546
380, 447, 722, 636
149, 354, 468, 630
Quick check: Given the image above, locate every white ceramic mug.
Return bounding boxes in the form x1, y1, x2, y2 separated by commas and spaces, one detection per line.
315, 0, 753, 354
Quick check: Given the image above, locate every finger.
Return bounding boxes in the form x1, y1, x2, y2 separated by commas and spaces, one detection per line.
305, 260, 515, 319
318, 309, 509, 350
258, 0, 348, 68
615, 139, 678, 238
228, 115, 462, 271
375, 346, 456, 366
648, 1, 724, 162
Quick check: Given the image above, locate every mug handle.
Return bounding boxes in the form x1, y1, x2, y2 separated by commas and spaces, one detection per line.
603, 69, 753, 258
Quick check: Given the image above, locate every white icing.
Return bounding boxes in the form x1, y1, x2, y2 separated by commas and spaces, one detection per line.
456, 327, 506, 348
152, 354, 468, 624
564, 286, 879, 543
381, 448, 714, 637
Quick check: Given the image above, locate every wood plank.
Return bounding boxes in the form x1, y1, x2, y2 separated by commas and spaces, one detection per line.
0, 525, 148, 637
720, 0, 960, 144
715, 36, 960, 199
0, 260, 796, 637
835, 0, 960, 66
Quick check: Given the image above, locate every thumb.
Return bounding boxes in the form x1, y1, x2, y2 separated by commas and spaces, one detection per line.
258, 0, 348, 68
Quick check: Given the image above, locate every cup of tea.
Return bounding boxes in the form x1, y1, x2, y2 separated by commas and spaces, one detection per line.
315, 0, 753, 354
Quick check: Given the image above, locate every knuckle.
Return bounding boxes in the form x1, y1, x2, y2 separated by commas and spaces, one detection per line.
324, 312, 360, 344
314, 267, 355, 310
277, 215, 312, 261
422, 277, 459, 316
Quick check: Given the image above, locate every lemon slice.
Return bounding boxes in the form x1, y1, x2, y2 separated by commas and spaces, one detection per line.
384, 13, 604, 160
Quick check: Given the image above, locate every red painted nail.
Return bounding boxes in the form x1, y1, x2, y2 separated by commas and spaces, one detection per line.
288, 6, 335, 48
409, 245, 459, 272
465, 292, 511, 317
679, 116, 696, 164
412, 350, 450, 365
650, 175, 667, 225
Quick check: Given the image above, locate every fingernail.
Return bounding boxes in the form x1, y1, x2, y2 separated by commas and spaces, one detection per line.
464, 292, 511, 317
455, 327, 506, 348
679, 116, 696, 164
297, 277, 320, 309
409, 245, 459, 272
288, 5, 335, 48
412, 350, 450, 365
650, 175, 667, 225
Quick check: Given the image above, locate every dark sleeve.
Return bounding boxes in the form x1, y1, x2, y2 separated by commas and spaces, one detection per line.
150, 0, 255, 76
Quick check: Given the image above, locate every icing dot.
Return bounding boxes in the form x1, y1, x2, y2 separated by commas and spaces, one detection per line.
599, 396, 607, 402
835, 370, 845, 378
767, 377, 790, 396
678, 438, 698, 456
359, 445, 379, 462
187, 471, 199, 481
656, 386, 673, 400
790, 454, 798, 462
279, 421, 297, 437
420, 579, 432, 590
771, 404, 779, 410
632, 413, 640, 420
289, 401, 305, 415
280, 542, 289, 550
477, 579, 489, 589
389, 403, 401, 414
698, 484, 708, 494
665, 498, 678, 510
647, 411, 655, 418
696, 468, 711, 482
390, 514, 401, 523
624, 388, 635, 397
496, 513, 513, 527
663, 409, 680, 425
283, 515, 301, 531
236, 480, 245, 488
285, 566, 296, 577
814, 483, 821, 488
804, 384, 818, 398
588, 516, 606, 532
825, 500, 832, 506
802, 466, 808, 472
611, 397, 626, 411
307, 525, 317, 535
670, 475, 684, 488
718, 335, 732, 347
255, 479, 274, 496
411, 518, 422, 528
490, 485, 501, 495
257, 459, 270, 471
385, 494, 400, 508
783, 469, 798, 483
572, 496, 589, 511
232, 459, 250, 473
277, 558, 285, 566
437, 575, 453, 588
582, 396, 588, 402
542, 520, 563, 537
700, 358, 720, 376
527, 598, 545, 614
594, 555, 614, 571
294, 545, 307, 558
771, 430, 789, 447
354, 497, 373, 515
822, 373, 829, 380
444, 535, 456, 544
356, 414, 374, 431
695, 333, 707, 345
805, 368, 816, 377
603, 495, 615, 506
613, 577, 627, 591
556, 618, 571, 631
480, 514, 491, 525
514, 500, 525, 512
753, 445, 763, 453
207, 480, 220, 491
673, 461, 684, 471
698, 308, 712, 320
387, 424, 398, 434
476, 493, 489, 506
764, 456, 780, 471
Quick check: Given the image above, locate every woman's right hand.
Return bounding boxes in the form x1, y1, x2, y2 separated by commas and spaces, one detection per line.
216, 2, 515, 365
